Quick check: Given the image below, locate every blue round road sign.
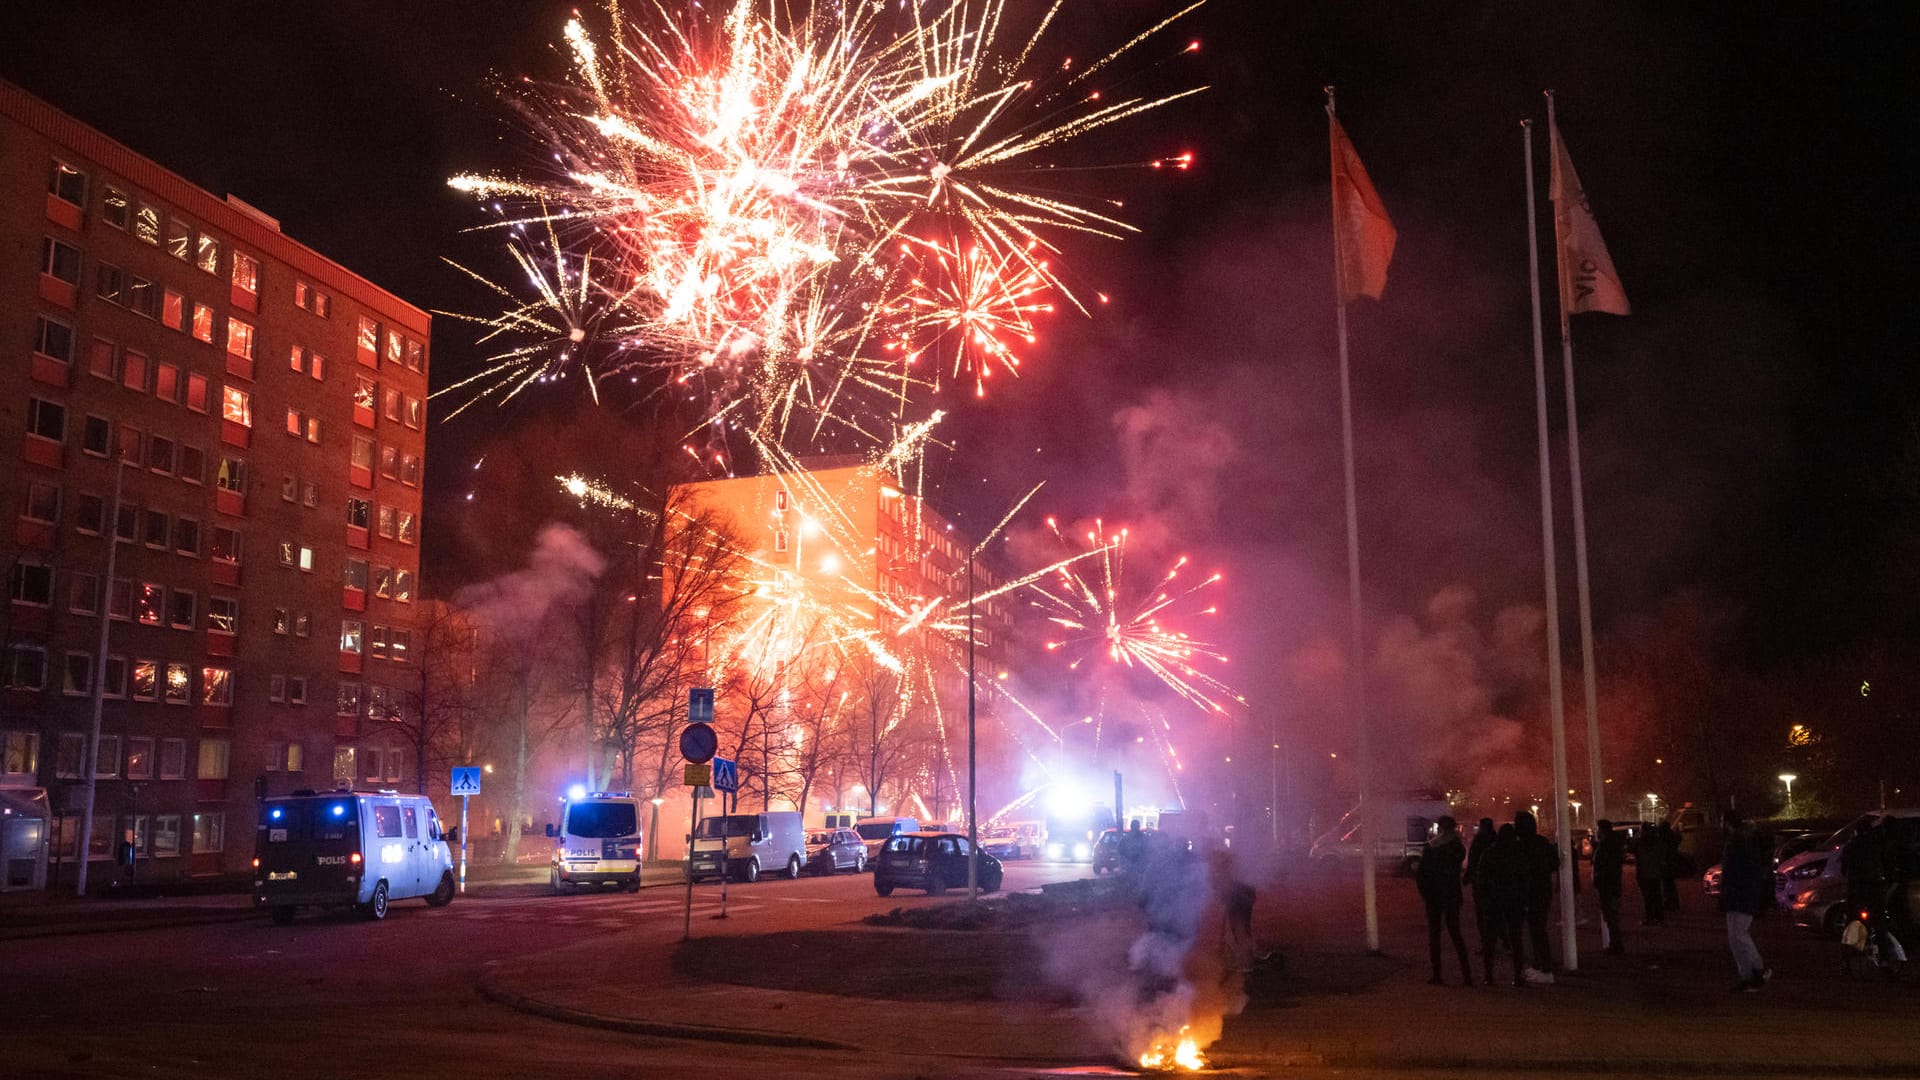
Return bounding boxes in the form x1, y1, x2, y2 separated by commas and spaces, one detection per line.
680, 722, 718, 764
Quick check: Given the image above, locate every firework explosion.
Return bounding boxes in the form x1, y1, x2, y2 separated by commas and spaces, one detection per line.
1029, 516, 1243, 718
443, 0, 1206, 449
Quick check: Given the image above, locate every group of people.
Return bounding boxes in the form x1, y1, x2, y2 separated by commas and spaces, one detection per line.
1414, 811, 1560, 986
1416, 810, 1777, 992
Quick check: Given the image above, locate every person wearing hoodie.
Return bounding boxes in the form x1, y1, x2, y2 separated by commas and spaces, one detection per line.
1481, 823, 1530, 986
1463, 818, 1498, 963
1514, 810, 1558, 980
1720, 810, 1772, 991
1416, 816, 1473, 985
1592, 819, 1628, 956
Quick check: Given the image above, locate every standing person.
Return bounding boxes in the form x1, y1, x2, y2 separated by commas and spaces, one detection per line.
1841, 819, 1887, 915
1592, 819, 1628, 955
1416, 816, 1473, 985
1514, 810, 1557, 980
1720, 810, 1772, 991
1464, 818, 1498, 967
1659, 823, 1683, 913
1636, 822, 1668, 926
1481, 824, 1529, 987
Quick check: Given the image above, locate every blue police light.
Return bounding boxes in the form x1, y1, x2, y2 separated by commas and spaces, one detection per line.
331, 804, 347, 818
270, 808, 284, 820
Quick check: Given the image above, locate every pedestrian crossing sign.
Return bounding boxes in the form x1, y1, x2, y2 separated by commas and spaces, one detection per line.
451, 767, 482, 796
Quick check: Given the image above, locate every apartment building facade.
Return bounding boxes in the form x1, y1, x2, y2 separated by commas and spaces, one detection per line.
0, 81, 430, 886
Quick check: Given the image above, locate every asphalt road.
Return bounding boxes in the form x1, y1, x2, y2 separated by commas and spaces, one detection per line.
0, 861, 1096, 1080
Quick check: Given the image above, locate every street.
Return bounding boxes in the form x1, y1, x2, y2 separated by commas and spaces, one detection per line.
0, 861, 1088, 1080
7, 858, 1920, 1079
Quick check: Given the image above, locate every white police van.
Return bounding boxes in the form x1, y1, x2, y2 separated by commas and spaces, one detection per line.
253, 789, 456, 924
549, 791, 646, 893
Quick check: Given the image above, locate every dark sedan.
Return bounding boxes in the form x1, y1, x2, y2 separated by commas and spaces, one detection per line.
873, 832, 1003, 896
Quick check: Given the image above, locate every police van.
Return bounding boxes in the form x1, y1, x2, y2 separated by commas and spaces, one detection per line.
253, 789, 456, 924
549, 791, 646, 893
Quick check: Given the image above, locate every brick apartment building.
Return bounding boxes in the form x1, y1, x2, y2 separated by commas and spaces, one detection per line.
0, 80, 429, 888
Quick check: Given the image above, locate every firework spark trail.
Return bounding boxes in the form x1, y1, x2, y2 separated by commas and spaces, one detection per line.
1028, 517, 1244, 718
445, 0, 1207, 448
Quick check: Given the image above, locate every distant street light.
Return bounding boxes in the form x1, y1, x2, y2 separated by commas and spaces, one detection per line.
1779, 772, 1797, 811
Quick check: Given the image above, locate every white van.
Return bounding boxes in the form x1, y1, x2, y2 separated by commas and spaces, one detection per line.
689, 810, 807, 882
853, 816, 921, 864
1310, 793, 1455, 874
253, 790, 455, 923
550, 791, 645, 893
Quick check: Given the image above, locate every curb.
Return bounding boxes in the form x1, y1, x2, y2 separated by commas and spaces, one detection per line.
476, 976, 861, 1052
0, 907, 261, 942
1215, 1051, 1920, 1076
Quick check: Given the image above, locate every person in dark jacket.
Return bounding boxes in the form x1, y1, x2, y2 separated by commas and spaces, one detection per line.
1659, 823, 1683, 912
1416, 816, 1473, 984
1480, 824, 1529, 986
1635, 822, 1668, 925
1463, 817, 1497, 963
1592, 819, 1627, 955
1514, 810, 1557, 976
1720, 810, 1772, 991
1842, 820, 1888, 913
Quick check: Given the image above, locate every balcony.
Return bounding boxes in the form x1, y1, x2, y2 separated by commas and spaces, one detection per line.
23, 435, 62, 470
338, 651, 363, 675
215, 489, 245, 518
206, 633, 235, 659
29, 354, 68, 388
220, 421, 250, 449
45, 193, 82, 231
343, 587, 366, 612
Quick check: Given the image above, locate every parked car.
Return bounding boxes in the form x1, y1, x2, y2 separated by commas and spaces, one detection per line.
980, 823, 1039, 860
1309, 793, 1453, 874
873, 832, 1003, 896
1777, 809, 1920, 934
1091, 828, 1125, 875
805, 827, 868, 874
689, 810, 807, 883
852, 816, 921, 864
254, 790, 456, 923
549, 791, 645, 893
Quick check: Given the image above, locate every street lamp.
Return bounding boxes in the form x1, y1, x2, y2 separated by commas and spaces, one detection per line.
1779, 773, 1797, 812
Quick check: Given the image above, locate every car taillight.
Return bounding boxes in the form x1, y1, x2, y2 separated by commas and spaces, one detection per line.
350, 852, 362, 864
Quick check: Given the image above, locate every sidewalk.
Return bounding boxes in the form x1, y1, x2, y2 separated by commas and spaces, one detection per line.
486, 867, 1920, 1073
0, 890, 257, 941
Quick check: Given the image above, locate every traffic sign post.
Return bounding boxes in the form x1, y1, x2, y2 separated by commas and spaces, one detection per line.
680, 698, 718, 942
711, 757, 738, 793
688, 687, 714, 725
683, 762, 711, 788
451, 767, 482, 895
711, 757, 738, 920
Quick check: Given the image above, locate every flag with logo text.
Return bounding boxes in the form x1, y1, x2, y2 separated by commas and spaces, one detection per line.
1549, 124, 1630, 316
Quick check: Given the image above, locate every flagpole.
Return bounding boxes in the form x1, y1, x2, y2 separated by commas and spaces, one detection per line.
1524, 118, 1579, 973
1325, 85, 1378, 954
1546, 90, 1608, 830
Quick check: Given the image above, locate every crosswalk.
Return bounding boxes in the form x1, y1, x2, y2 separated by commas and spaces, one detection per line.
447, 892, 763, 929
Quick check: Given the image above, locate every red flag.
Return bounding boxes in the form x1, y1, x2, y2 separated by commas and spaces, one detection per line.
1329, 115, 1396, 302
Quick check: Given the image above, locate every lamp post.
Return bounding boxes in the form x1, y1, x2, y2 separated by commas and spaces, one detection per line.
76, 456, 127, 897
1779, 773, 1797, 814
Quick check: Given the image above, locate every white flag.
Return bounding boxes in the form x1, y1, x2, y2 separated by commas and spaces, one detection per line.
1549, 124, 1629, 316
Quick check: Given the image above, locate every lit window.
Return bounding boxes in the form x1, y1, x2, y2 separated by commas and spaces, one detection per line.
232, 252, 258, 296
200, 667, 233, 706
344, 559, 369, 591
383, 387, 402, 422
196, 233, 221, 276
192, 303, 216, 343
405, 338, 425, 372
352, 436, 375, 471
355, 376, 376, 412
337, 682, 361, 717
309, 353, 325, 380
192, 813, 225, 854
122, 350, 149, 392
377, 505, 396, 539
187, 373, 209, 412
165, 663, 190, 705
134, 202, 160, 244
341, 620, 364, 654
401, 454, 421, 487
96, 263, 124, 304
404, 396, 424, 429
48, 159, 86, 205
163, 289, 185, 330
273, 608, 290, 635
373, 565, 393, 599
227, 318, 255, 360
167, 219, 192, 260
102, 186, 129, 229
222, 386, 251, 427
155, 362, 179, 402
394, 570, 415, 603
390, 629, 412, 663
215, 457, 246, 495
379, 445, 399, 480
398, 512, 417, 545
357, 316, 379, 365
295, 612, 312, 638
347, 498, 372, 531
282, 475, 298, 502
132, 660, 158, 702
208, 596, 238, 634
133, 583, 163, 625
299, 546, 314, 572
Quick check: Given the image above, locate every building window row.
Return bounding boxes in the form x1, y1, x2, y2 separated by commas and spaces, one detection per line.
267, 674, 310, 707
356, 318, 425, 375
380, 385, 426, 430
277, 541, 315, 572
270, 607, 315, 638
52, 732, 190, 781
289, 344, 326, 381
293, 280, 331, 318
285, 407, 321, 444
281, 474, 321, 508
82, 336, 214, 416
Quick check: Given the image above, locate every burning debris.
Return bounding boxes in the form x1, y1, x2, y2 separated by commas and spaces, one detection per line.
1070, 849, 1253, 1072
1137, 1026, 1208, 1071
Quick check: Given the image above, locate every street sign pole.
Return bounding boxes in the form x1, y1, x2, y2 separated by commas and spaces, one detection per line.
716, 788, 730, 921
459, 794, 469, 895
682, 784, 699, 942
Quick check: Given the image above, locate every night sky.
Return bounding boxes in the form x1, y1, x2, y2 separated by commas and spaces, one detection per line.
5, 3, 1911, 795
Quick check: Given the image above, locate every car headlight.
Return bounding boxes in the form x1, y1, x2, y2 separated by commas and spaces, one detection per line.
1072, 842, 1091, 860
1046, 842, 1065, 859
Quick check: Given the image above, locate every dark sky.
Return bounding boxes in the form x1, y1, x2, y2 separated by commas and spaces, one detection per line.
5, 3, 1911, 769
